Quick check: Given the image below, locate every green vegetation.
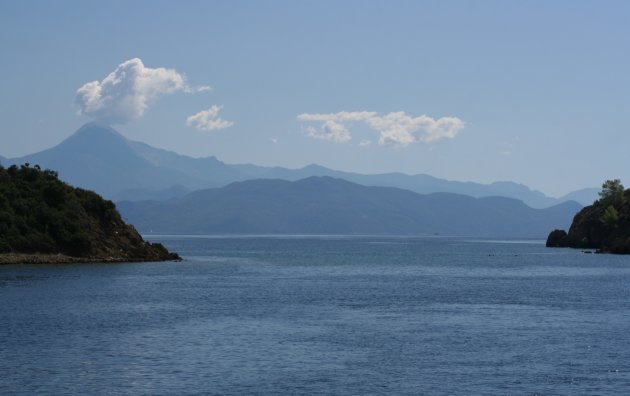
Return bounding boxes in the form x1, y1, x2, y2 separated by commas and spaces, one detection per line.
598, 180, 624, 229
0, 164, 97, 254
598, 179, 625, 204
601, 205, 619, 228
0, 163, 178, 261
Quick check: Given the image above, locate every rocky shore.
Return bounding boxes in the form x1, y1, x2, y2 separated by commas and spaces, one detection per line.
0, 251, 180, 265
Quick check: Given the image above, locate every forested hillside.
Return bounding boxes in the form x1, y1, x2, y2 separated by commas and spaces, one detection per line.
0, 164, 178, 262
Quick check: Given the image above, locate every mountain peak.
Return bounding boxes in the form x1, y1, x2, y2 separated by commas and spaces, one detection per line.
296, 175, 354, 186
71, 122, 126, 140
301, 163, 331, 172
51, 123, 131, 157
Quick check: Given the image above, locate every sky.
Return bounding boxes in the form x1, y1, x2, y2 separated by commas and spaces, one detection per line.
1, 0, 629, 197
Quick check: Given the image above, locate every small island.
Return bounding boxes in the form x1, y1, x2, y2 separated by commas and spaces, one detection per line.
547, 179, 630, 254
0, 164, 180, 264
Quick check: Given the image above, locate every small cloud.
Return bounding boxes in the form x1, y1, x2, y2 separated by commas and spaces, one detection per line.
297, 111, 377, 123
370, 112, 464, 146
298, 110, 465, 147
298, 111, 376, 143
359, 139, 372, 147
76, 58, 209, 124
194, 85, 212, 93
270, 138, 279, 144
304, 122, 351, 143
186, 105, 234, 131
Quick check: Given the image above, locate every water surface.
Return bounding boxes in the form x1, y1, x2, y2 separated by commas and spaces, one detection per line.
2, 236, 630, 395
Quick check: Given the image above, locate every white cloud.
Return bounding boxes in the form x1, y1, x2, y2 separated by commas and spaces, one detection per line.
298, 110, 465, 147
304, 121, 351, 143
76, 58, 209, 124
297, 111, 377, 123
195, 85, 212, 93
369, 112, 464, 146
298, 111, 375, 143
186, 105, 234, 131
359, 139, 372, 147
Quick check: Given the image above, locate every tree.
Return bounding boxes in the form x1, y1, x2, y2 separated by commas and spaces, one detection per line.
601, 205, 619, 228
599, 179, 625, 204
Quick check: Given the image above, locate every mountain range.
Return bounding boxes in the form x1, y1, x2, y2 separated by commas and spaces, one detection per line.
2, 123, 598, 207
117, 176, 581, 237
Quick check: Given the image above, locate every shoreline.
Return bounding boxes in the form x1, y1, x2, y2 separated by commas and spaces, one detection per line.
0, 253, 181, 265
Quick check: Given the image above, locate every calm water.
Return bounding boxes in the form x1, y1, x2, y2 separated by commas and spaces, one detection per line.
2, 236, 630, 395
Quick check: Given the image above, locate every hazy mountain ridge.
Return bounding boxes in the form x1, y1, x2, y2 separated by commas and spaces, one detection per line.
558, 188, 601, 205
118, 176, 581, 238
6, 123, 597, 207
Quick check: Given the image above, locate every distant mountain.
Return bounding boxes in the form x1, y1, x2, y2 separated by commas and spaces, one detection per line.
118, 177, 582, 238
115, 185, 192, 202
299, 170, 563, 208
9, 123, 209, 199
6, 123, 591, 207
558, 188, 600, 207
8, 123, 290, 200
0, 155, 6, 165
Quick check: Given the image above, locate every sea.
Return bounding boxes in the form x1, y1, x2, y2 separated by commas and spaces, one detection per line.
2, 235, 630, 395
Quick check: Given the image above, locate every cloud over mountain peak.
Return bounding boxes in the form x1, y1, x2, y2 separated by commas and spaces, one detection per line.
75, 58, 209, 124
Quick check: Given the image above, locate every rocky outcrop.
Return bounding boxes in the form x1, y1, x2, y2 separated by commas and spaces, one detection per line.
546, 190, 630, 254
545, 229, 568, 247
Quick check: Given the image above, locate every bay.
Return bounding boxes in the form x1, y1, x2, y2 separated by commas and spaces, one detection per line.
2, 236, 630, 395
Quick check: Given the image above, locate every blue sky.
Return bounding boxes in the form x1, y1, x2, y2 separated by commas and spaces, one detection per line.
1, 0, 629, 196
